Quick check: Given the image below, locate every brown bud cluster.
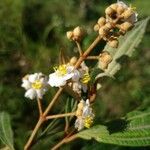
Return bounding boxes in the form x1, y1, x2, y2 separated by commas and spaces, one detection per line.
94, 1, 137, 48
98, 51, 112, 70
66, 26, 84, 42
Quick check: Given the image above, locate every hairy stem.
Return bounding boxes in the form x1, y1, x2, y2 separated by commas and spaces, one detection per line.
24, 87, 63, 150
74, 35, 101, 68
37, 98, 42, 116
51, 134, 77, 150
75, 41, 83, 56
86, 56, 99, 60
46, 112, 75, 120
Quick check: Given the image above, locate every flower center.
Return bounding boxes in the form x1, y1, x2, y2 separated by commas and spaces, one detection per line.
84, 116, 93, 128
54, 65, 67, 76
81, 73, 91, 84
32, 80, 43, 89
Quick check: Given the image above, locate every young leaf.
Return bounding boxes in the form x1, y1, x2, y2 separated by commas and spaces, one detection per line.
77, 108, 150, 147
0, 112, 14, 150
103, 17, 149, 77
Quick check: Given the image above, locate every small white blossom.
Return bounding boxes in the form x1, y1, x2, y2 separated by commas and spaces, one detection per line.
48, 64, 80, 87
75, 99, 94, 131
21, 73, 48, 100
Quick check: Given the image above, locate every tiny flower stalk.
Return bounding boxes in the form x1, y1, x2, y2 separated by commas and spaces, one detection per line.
22, 1, 138, 150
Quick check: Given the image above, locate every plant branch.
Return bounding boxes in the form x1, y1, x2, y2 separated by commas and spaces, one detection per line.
46, 112, 76, 120
43, 87, 63, 116
37, 98, 42, 116
24, 35, 101, 150
51, 134, 78, 150
24, 87, 63, 150
86, 56, 99, 60
75, 41, 83, 56
74, 35, 101, 68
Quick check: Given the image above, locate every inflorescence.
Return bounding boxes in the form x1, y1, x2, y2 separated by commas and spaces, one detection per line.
22, 1, 138, 132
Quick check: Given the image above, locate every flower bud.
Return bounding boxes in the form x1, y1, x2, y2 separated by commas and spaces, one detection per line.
77, 101, 84, 110
108, 39, 119, 48
122, 9, 133, 19
66, 31, 73, 40
105, 6, 115, 16
117, 5, 125, 15
73, 26, 84, 37
110, 3, 118, 10
76, 110, 82, 116
94, 24, 100, 31
99, 26, 109, 37
97, 17, 106, 26
105, 22, 112, 29
120, 22, 133, 31
98, 51, 112, 70
70, 56, 77, 65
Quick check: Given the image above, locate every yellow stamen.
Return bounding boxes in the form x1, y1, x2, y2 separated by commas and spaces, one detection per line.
129, 4, 136, 11
54, 64, 67, 76
32, 80, 43, 89
81, 73, 91, 84
84, 116, 93, 128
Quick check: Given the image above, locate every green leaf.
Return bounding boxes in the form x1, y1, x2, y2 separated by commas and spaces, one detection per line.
77, 108, 150, 147
0, 112, 14, 150
103, 17, 149, 77
90, 68, 102, 84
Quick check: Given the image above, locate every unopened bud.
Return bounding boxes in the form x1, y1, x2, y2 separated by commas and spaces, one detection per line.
122, 9, 133, 19
77, 100, 84, 110
70, 56, 77, 65
99, 26, 109, 37
98, 51, 112, 70
73, 26, 84, 37
110, 3, 118, 10
105, 22, 112, 29
97, 17, 106, 26
66, 31, 73, 40
94, 24, 100, 31
108, 39, 119, 48
105, 7, 115, 16
76, 110, 82, 116
120, 22, 133, 31
117, 5, 125, 15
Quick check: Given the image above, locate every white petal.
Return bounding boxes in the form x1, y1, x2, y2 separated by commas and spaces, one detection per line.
81, 83, 87, 93
25, 89, 36, 100
21, 80, 31, 90
75, 117, 84, 131
66, 66, 74, 73
28, 73, 38, 83
72, 70, 80, 81
63, 73, 74, 81
36, 89, 45, 99
48, 73, 66, 87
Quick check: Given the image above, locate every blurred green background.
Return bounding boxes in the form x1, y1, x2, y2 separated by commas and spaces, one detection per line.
0, 0, 149, 149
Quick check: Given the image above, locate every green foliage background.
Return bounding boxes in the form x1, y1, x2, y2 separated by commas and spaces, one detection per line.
0, 0, 149, 149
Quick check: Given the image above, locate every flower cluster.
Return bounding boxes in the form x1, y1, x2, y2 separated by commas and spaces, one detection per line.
22, 61, 91, 99
21, 1, 139, 137
66, 26, 84, 42
75, 99, 95, 131
94, 1, 138, 48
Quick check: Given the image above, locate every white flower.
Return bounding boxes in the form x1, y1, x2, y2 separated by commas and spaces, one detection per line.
48, 64, 80, 87
75, 99, 94, 131
21, 73, 48, 100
